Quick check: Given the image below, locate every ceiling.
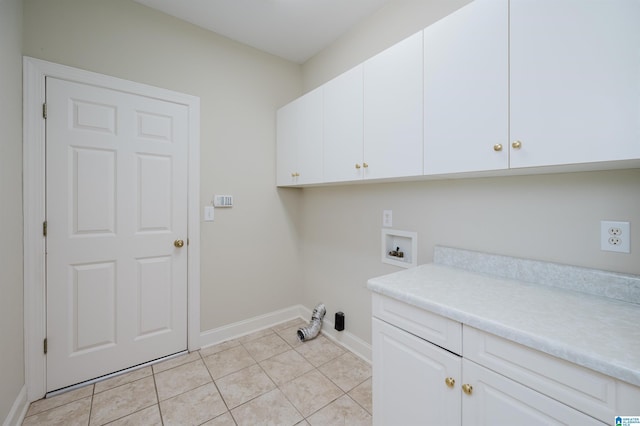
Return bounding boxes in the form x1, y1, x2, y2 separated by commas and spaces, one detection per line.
133, 0, 393, 64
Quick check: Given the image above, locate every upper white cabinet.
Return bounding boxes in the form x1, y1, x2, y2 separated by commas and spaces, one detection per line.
276, 0, 640, 187
363, 31, 424, 180
510, 0, 640, 168
323, 65, 364, 183
276, 88, 323, 186
424, 0, 509, 175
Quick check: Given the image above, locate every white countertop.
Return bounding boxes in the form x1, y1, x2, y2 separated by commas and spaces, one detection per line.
367, 263, 640, 387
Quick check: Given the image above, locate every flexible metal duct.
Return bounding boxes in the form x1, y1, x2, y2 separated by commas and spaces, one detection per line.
297, 303, 326, 342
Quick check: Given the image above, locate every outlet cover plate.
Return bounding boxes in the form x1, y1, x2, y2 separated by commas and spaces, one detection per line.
383, 210, 393, 227
600, 220, 630, 253
204, 206, 214, 222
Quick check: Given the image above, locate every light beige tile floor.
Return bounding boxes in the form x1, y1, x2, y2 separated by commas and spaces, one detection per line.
23, 319, 372, 426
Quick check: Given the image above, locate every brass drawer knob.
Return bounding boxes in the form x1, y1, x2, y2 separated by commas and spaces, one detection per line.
363, 162, 369, 168
355, 164, 361, 169
512, 140, 522, 150
445, 377, 455, 388
462, 384, 473, 395
493, 144, 503, 152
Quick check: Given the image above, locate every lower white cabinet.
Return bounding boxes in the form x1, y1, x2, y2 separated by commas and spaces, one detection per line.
373, 318, 461, 425
371, 294, 624, 425
461, 359, 602, 425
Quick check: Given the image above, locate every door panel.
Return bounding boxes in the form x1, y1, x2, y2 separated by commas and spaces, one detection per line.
137, 154, 172, 232
73, 261, 117, 352
46, 77, 188, 392
136, 256, 173, 338
72, 148, 116, 235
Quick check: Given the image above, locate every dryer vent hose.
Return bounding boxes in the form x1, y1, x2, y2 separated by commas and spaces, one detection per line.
297, 303, 326, 342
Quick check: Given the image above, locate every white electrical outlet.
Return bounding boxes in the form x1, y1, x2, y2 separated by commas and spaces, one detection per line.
383, 210, 393, 227
600, 220, 630, 253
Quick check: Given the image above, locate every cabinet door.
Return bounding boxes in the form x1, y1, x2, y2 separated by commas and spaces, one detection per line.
424, 0, 508, 175
323, 65, 364, 183
372, 318, 461, 426
462, 360, 604, 426
276, 100, 298, 186
276, 88, 323, 186
364, 32, 424, 180
510, 0, 640, 168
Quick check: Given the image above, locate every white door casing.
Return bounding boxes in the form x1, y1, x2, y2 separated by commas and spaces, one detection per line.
45, 78, 189, 392
23, 57, 200, 400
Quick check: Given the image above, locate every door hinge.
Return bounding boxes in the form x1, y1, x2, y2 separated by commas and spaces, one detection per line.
42, 103, 47, 119
43, 221, 47, 237
44, 338, 48, 354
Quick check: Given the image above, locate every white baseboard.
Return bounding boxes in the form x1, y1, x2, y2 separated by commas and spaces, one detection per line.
3, 385, 28, 426
200, 305, 306, 348
199, 304, 372, 363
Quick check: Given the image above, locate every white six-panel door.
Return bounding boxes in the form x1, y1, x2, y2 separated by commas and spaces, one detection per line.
46, 77, 189, 392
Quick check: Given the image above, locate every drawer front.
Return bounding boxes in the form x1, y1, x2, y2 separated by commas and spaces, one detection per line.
372, 293, 462, 355
464, 326, 640, 423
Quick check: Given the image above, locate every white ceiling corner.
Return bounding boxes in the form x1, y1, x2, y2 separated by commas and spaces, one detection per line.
133, 0, 392, 63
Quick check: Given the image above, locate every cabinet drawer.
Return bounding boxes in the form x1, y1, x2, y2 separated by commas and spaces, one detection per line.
372, 293, 462, 355
464, 326, 640, 423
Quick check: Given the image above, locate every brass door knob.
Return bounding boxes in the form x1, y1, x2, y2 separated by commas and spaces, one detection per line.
512, 140, 522, 150
355, 164, 361, 169
493, 144, 503, 152
462, 384, 473, 395
174, 239, 184, 248
445, 377, 455, 388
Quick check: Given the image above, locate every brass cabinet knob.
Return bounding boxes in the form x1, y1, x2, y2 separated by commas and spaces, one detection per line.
462, 384, 473, 395
493, 144, 503, 152
174, 239, 184, 248
512, 140, 522, 150
445, 377, 455, 388
355, 164, 361, 169
363, 162, 369, 168
291, 172, 300, 177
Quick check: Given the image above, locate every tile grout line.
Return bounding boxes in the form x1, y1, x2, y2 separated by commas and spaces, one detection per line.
151, 365, 165, 426
198, 350, 237, 424
345, 377, 373, 415
228, 327, 310, 423
87, 385, 95, 426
